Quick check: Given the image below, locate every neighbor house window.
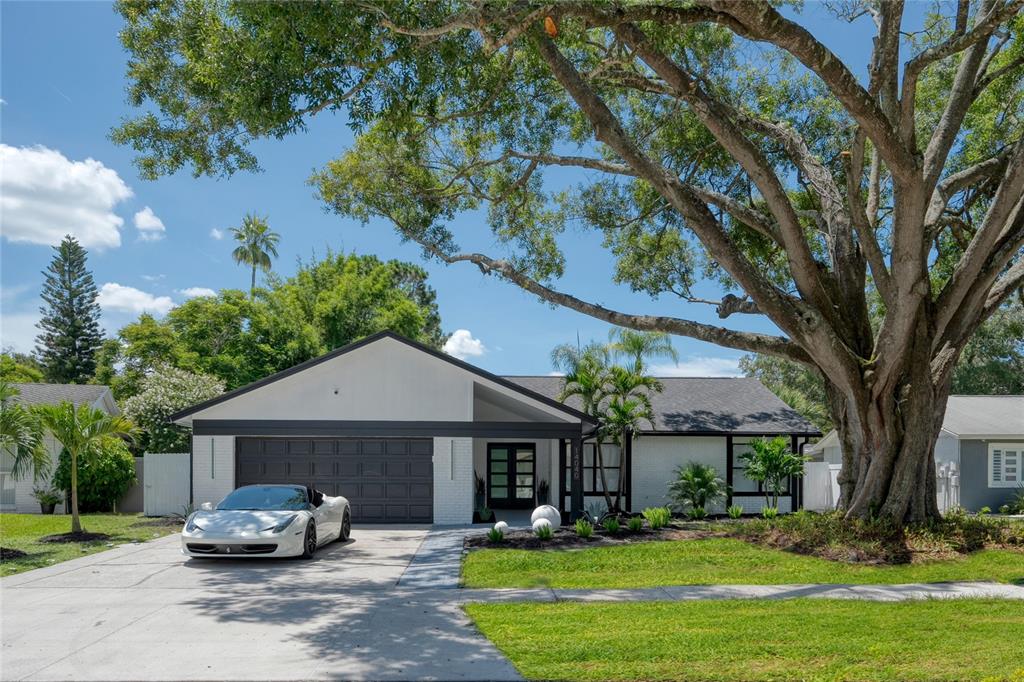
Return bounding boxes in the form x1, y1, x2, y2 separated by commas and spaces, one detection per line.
988, 444, 1022, 488
0, 448, 15, 508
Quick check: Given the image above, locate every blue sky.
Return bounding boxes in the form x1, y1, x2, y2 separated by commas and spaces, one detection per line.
0, 2, 912, 376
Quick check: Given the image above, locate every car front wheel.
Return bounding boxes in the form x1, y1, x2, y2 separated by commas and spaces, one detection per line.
301, 521, 317, 559
339, 509, 351, 542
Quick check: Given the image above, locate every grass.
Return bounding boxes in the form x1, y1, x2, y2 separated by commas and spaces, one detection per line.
462, 537, 1024, 587
466, 599, 1024, 681
0, 513, 181, 577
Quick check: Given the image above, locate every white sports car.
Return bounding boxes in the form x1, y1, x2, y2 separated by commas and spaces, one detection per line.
181, 484, 350, 559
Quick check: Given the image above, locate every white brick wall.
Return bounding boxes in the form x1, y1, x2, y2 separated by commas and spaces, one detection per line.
191, 435, 235, 507
433, 436, 473, 525
631, 436, 728, 513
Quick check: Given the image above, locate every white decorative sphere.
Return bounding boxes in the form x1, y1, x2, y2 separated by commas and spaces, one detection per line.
532, 518, 552, 533
531, 505, 561, 528
493, 521, 509, 534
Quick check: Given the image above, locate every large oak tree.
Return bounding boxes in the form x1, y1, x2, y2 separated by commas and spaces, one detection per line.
114, 0, 1024, 523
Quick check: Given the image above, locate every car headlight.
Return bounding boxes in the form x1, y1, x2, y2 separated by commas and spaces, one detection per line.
262, 514, 297, 534
185, 514, 204, 533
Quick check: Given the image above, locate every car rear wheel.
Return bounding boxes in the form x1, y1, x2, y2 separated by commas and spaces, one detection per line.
301, 521, 317, 559
339, 510, 351, 542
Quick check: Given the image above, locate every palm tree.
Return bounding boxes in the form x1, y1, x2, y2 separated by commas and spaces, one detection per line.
552, 343, 616, 511
0, 381, 49, 482
741, 436, 809, 509
608, 328, 678, 374
602, 366, 661, 510
668, 462, 728, 517
229, 214, 280, 296
36, 402, 137, 534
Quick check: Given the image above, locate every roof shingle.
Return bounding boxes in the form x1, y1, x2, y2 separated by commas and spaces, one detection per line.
7, 383, 110, 408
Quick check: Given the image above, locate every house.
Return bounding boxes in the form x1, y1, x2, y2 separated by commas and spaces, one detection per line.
0, 383, 120, 514
170, 331, 820, 524
806, 395, 1024, 511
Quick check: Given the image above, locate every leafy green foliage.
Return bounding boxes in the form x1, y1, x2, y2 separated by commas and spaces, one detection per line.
0, 354, 43, 383
627, 516, 643, 532
641, 507, 671, 530
741, 437, 808, 508
762, 506, 779, 520
122, 365, 224, 453
574, 519, 593, 538
727, 505, 744, 519
229, 214, 280, 295
31, 487, 62, 506
951, 304, 1024, 394
668, 462, 728, 513
106, 252, 444, 393
688, 506, 707, 520
601, 517, 620, 534
486, 527, 504, 544
0, 381, 49, 481
35, 236, 102, 384
52, 440, 136, 513
535, 523, 553, 540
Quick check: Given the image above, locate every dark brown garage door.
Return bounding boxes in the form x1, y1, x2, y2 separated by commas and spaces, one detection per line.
235, 438, 433, 523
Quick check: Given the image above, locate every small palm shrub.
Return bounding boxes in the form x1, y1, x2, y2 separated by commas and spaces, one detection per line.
762, 506, 779, 519
688, 506, 707, 520
669, 462, 728, 516
535, 523, 553, 541
627, 516, 643, 532
575, 519, 593, 538
602, 517, 620, 534
727, 505, 744, 519
486, 528, 504, 543
642, 506, 671, 529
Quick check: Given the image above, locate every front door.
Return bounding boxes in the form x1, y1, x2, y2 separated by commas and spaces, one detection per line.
487, 443, 535, 508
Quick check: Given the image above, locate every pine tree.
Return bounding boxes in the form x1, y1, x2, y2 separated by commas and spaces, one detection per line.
35, 236, 103, 383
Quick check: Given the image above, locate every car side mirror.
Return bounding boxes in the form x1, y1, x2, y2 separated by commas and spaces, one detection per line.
199, 502, 214, 511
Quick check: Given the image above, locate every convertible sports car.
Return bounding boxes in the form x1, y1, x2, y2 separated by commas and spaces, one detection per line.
181, 484, 350, 559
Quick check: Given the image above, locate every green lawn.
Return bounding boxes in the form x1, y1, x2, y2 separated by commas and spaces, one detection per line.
463, 538, 1024, 587
0, 513, 181, 577
467, 599, 1024, 681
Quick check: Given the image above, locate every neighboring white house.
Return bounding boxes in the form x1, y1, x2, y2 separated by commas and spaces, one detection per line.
806, 395, 1024, 511
171, 331, 819, 524
0, 383, 120, 514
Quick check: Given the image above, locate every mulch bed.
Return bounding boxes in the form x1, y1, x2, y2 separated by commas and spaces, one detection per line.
38, 532, 111, 544
465, 525, 719, 550
0, 547, 28, 560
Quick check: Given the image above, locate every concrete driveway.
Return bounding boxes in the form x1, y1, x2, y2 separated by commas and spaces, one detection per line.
0, 528, 520, 681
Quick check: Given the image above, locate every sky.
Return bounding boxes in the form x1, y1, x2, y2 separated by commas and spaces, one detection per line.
0, 1, 915, 377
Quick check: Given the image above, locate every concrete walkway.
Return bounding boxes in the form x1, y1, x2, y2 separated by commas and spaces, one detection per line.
456, 581, 1024, 603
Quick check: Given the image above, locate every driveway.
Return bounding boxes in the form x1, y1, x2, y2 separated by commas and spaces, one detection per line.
0, 527, 520, 681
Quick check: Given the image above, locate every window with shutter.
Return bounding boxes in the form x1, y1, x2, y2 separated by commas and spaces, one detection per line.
989, 444, 1022, 488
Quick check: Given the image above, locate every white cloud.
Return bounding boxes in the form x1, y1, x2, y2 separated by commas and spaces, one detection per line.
209, 228, 225, 240
140, 274, 165, 282
133, 206, 166, 241
97, 283, 174, 315
178, 287, 216, 299
0, 144, 133, 250
443, 329, 486, 360
0, 311, 41, 354
649, 356, 742, 378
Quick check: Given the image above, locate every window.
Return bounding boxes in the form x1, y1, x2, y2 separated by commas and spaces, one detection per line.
564, 442, 620, 495
0, 448, 15, 507
989, 444, 1022, 488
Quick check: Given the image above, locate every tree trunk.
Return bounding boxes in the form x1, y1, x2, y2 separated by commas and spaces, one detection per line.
594, 441, 614, 512
833, 323, 946, 524
70, 448, 82, 534
250, 266, 256, 297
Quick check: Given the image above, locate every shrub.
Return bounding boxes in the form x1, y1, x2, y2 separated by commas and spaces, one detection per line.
627, 516, 643, 532
762, 506, 779, 520
602, 517, 620, 534
740, 437, 808, 509
999, 505, 1011, 514
979, 506, 991, 516
122, 364, 224, 453
642, 506, 671, 529
688, 506, 707, 520
32, 488, 62, 506
727, 505, 744, 519
52, 439, 136, 512
535, 523, 553, 540
668, 462, 727, 515
486, 527, 504, 543
575, 519, 593, 538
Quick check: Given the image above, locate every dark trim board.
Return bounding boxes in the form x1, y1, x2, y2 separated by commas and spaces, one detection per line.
638, 429, 822, 437
192, 419, 586, 439
171, 331, 596, 424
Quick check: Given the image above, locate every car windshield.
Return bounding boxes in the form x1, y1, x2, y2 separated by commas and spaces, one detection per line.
217, 486, 308, 511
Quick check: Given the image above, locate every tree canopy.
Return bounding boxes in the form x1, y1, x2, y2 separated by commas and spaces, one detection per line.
114, 0, 1024, 523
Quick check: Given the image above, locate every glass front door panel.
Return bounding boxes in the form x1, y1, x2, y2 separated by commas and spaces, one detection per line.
488, 444, 536, 508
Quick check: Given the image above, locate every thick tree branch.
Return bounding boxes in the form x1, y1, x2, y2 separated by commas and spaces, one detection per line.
925, 146, 1014, 227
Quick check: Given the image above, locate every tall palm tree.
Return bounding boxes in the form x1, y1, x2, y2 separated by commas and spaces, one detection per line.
608, 328, 678, 374
36, 402, 137, 534
229, 214, 280, 296
0, 381, 49, 482
602, 366, 661, 510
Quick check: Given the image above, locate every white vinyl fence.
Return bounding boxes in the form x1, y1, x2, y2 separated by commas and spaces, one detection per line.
143, 452, 190, 517
803, 462, 841, 512
936, 461, 960, 513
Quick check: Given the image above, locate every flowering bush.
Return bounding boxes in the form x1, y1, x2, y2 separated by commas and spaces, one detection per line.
123, 364, 224, 453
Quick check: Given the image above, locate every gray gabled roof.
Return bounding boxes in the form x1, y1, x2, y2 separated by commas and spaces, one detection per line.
503, 376, 820, 435
942, 395, 1024, 438
8, 383, 112, 409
